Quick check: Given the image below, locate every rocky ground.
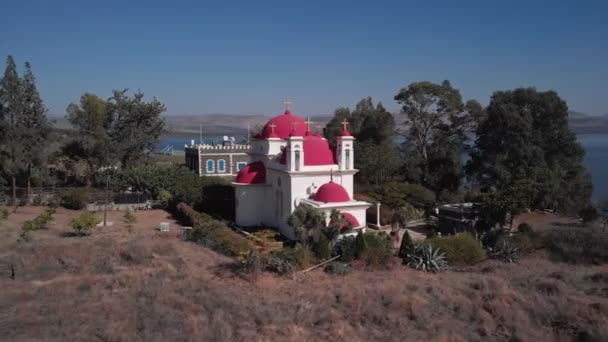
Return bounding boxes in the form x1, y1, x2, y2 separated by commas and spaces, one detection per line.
1, 207, 607, 341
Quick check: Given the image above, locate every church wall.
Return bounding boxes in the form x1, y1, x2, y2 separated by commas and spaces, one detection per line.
235, 185, 268, 227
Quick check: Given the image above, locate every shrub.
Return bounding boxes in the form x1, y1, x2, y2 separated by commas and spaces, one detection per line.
334, 236, 357, 262
324, 261, 352, 275
70, 212, 99, 236
1, 208, 10, 219
61, 189, 90, 210
399, 230, 414, 259
266, 253, 296, 275
426, 233, 486, 265
239, 250, 262, 275
361, 232, 394, 267
354, 230, 368, 259
481, 228, 509, 248
188, 220, 252, 257
123, 210, 137, 225
489, 239, 519, 263
543, 227, 608, 264
518, 223, 534, 234
157, 190, 173, 208
314, 234, 332, 260
405, 244, 447, 272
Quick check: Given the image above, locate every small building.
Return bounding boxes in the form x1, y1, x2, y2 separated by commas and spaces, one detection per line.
184, 138, 252, 177
437, 202, 479, 234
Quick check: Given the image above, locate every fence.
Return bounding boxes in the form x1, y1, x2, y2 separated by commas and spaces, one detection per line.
0, 187, 152, 206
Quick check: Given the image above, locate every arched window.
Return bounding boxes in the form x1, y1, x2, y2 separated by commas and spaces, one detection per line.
218, 159, 226, 172
206, 160, 214, 173
236, 162, 247, 171
345, 149, 351, 169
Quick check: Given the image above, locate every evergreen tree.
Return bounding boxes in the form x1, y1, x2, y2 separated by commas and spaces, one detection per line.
354, 230, 368, 259
467, 88, 592, 216
19, 62, 52, 202
0, 55, 22, 204
315, 233, 332, 260
398, 230, 414, 260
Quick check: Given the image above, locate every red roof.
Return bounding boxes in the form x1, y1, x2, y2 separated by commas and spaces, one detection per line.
340, 212, 360, 229
314, 181, 351, 202
259, 110, 306, 139
278, 135, 336, 166
235, 161, 266, 184
341, 129, 352, 136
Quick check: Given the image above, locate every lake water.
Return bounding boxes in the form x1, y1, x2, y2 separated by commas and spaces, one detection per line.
159, 133, 608, 203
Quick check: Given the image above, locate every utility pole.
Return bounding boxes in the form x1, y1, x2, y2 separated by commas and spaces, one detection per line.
103, 171, 110, 226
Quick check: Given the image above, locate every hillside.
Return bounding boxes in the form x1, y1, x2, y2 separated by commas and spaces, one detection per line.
1, 207, 607, 341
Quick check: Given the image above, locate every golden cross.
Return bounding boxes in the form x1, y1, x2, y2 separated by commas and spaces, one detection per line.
269, 123, 277, 133
305, 116, 313, 130
283, 98, 293, 111
341, 119, 349, 131
292, 121, 299, 130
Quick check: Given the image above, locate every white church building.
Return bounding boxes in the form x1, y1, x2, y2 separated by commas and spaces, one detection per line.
233, 104, 371, 239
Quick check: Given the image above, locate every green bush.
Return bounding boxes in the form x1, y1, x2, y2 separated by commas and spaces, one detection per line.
426, 233, 487, 265
334, 236, 357, 262
398, 230, 414, 259
239, 250, 262, 275
61, 189, 90, 210
157, 190, 173, 208
266, 254, 296, 275
70, 212, 99, 236
123, 210, 137, 225
1, 208, 10, 219
543, 227, 608, 265
361, 232, 394, 267
354, 230, 368, 259
187, 220, 252, 257
314, 234, 332, 260
324, 261, 352, 275
518, 223, 534, 234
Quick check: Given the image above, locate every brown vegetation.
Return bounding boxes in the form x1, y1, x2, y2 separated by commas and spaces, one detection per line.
1, 207, 607, 341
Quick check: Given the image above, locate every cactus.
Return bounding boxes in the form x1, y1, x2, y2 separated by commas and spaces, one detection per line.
406, 244, 447, 273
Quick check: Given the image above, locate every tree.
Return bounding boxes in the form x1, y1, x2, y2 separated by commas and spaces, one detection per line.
0, 57, 52, 205
398, 230, 414, 260
394, 81, 479, 194
108, 89, 167, 168
0, 56, 23, 204
467, 88, 592, 216
287, 204, 325, 246
65, 93, 114, 186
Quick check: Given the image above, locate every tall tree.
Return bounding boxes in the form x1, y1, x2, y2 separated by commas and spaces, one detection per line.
108, 89, 167, 168
467, 88, 592, 216
19, 62, 52, 202
324, 97, 398, 185
65, 93, 114, 186
394, 80, 479, 194
0, 56, 24, 204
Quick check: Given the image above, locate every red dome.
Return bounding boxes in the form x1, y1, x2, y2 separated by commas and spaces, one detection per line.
314, 181, 351, 202
278, 135, 336, 166
235, 161, 266, 184
340, 212, 360, 229
260, 110, 307, 139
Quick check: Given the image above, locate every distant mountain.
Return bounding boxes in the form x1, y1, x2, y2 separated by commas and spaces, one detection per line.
568, 111, 608, 134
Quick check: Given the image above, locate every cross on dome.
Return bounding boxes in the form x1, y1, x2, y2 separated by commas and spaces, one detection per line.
291, 121, 299, 130
283, 98, 293, 111
341, 119, 350, 130
269, 123, 277, 133
305, 117, 313, 131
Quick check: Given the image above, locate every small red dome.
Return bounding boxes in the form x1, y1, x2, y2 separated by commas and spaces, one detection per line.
260, 110, 307, 139
340, 212, 360, 229
235, 161, 266, 184
341, 129, 351, 136
278, 135, 336, 166
314, 181, 350, 202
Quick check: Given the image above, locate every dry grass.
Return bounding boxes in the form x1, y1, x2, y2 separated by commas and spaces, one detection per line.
1, 207, 608, 341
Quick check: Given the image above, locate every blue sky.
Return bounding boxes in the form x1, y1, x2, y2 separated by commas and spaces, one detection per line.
1, 0, 607, 116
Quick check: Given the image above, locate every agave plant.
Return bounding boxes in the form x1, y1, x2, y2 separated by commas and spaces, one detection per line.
406, 244, 447, 273
490, 239, 519, 263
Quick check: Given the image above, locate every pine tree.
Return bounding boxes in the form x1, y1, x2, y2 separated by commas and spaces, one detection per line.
315, 234, 332, 261
19, 62, 51, 203
398, 230, 414, 260
0, 56, 23, 205
354, 230, 368, 259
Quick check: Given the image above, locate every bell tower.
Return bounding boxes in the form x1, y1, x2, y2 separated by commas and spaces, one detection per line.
336, 119, 354, 170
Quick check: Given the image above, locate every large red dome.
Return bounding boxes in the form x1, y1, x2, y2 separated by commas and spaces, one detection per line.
260, 110, 306, 139
314, 181, 351, 203
278, 135, 336, 166
235, 161, 266, 184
